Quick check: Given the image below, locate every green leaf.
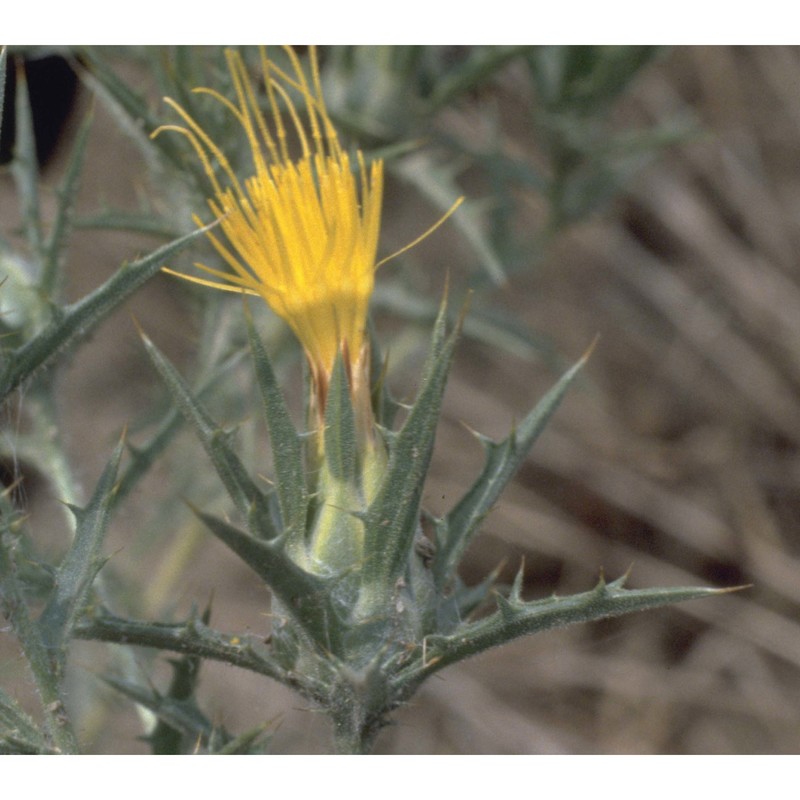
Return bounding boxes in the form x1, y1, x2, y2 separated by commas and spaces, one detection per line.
0, 225, 209, 402
361, 296, 460, 612
433, 345, 591, 589
116, 348, 245, 505
139, 330, 273, 532
247, 312, 307, 537
394, 573, 731, 695
74, 608, 303, 692
38, 436, 124, 650
192, 507, 342, 655
41, 110, 94, 297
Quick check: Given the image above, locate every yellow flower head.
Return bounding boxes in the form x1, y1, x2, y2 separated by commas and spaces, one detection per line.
154, 46, 381, 403
155, 46, 462, 416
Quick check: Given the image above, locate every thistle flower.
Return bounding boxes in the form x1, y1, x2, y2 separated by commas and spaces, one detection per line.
153, 46, 459, 416
154, 47, 464, 573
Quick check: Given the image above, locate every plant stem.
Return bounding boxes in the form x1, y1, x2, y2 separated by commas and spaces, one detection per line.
331, 710, 376, 755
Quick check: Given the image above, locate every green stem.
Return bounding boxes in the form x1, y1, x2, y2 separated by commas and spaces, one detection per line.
326, 671, 390, 755
330, 707, 377, 755
24, 653, 79, 755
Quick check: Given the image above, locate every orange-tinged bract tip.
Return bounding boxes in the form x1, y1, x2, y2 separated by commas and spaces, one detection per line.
153, 46, 383, 404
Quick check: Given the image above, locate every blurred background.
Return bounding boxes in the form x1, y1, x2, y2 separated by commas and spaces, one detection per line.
3, 45, 800, 753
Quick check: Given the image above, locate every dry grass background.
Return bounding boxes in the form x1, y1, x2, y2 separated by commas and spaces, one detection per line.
4, 45, 800, 754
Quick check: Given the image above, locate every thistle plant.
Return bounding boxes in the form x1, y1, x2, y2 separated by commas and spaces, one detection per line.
0, 45, 730, 755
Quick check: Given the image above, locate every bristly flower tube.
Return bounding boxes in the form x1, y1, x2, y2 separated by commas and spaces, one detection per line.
153, 46, 383, 412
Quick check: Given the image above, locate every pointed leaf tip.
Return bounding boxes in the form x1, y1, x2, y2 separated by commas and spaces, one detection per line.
434, 345, 590, 589
606, 565, 633, 590
712, 583, 753, 595
130, 314, 147, 340
510, 558, 525, 601
580, 334, 601, 365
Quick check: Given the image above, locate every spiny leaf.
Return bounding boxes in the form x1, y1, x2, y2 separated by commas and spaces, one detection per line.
361, 295, 461, 610
74, 609, 301, 691
41, 109, 94, 297
139, 330, 272, 531
246, 309, 307, 537
0, 225, 209, 401
191, 507, 342, 655
116, 350, 244, 505
433, 344, 591, 589
394, 576, 731, 695
38, 436, 124, 649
